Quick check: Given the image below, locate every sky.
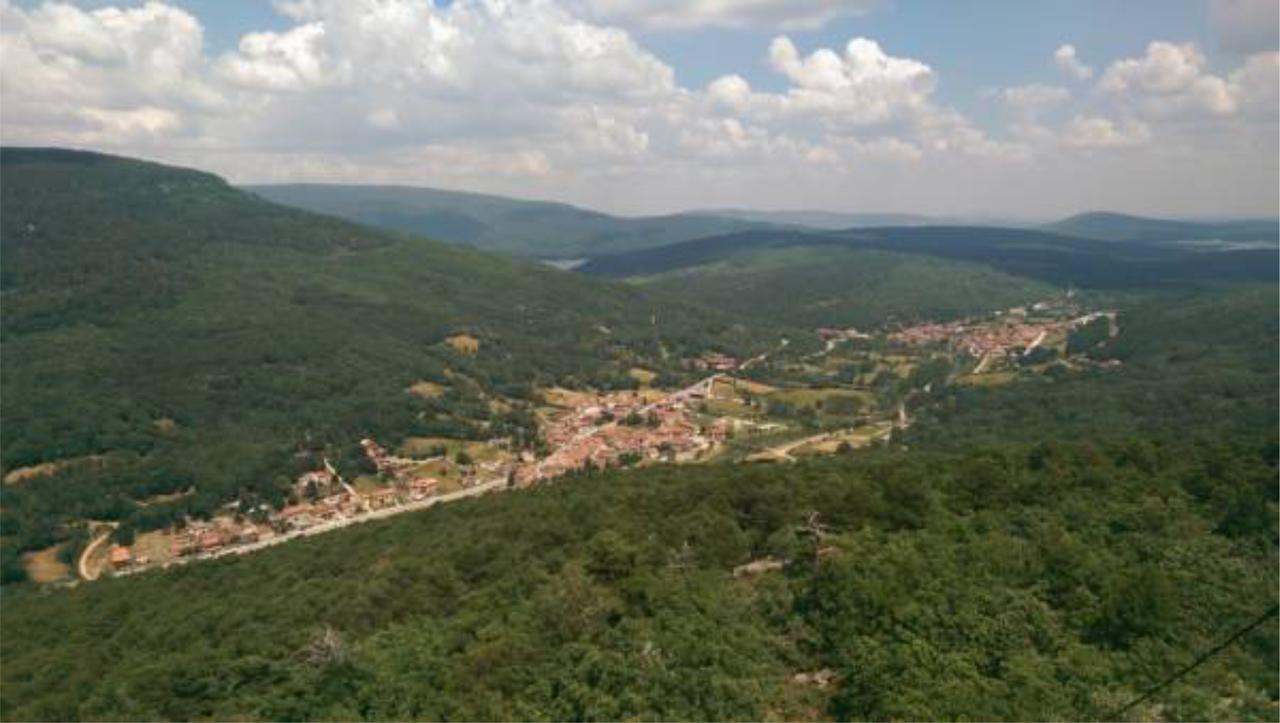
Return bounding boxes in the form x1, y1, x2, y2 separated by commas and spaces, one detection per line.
1, 0, 1277, 219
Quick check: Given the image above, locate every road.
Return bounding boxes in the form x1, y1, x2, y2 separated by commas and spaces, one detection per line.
115, 477, 508, 577
77, 528, 113, 581
740, 338, 789, 370
756, 423, 893, 461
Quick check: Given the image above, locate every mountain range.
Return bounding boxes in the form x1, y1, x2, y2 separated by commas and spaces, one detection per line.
249, 183, 1277, 259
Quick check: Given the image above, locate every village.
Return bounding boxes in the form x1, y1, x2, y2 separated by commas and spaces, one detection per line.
92, 372, 748, 578
84, 295, 1119, 581
885, 301, 1117, 372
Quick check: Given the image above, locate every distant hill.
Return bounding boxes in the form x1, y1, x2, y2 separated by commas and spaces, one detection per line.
698, 208, 937, 229
0, 148, 774, 556
578, 225, 1279, 327
1044, 211, 1278, 245
245, 183, 769, 258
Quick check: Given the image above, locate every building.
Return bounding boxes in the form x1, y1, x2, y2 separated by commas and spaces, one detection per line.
366, 486, 401, 509
198, 530, 225, 552
408, 477, 439, 499
360, 438, 393, 473
169, 535, 195, 557
295, 469, 334, 495
109, 545, 132, 569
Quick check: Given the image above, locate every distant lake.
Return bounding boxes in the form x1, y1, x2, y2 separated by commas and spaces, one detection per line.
542, 258, 589, 270
1171, 238, 1279, 251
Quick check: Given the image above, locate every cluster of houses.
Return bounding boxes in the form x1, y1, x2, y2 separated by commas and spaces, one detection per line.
891, 317, 1054, 359
888, 321, 967, 346
517, 385, 730, 485
816, 327, 871, 342
105, 518, 278, 572
107, 455, 447, 574
103, 367, 811, 577
889, 306, 1116, 367
164, 519, 274, 560
689, 353, 740, 372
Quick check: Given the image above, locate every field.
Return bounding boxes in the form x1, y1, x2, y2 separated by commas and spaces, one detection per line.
791, 422, 894, 456
444, 334, 480, 354
406, 380, 446, 399
628, 367, 657, 385
764, 387, 874, 412
2, 456, 104, 486
353, 475, 383, 494
20, 544, 69, 583
397, 437, 507, 464
955, 371, 1019, 386
131, 531, 174, 567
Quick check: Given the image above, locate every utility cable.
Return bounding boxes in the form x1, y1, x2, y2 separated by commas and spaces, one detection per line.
1103, 603, 1279, 721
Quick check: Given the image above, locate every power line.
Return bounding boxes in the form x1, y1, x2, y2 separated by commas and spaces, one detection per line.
1104, 603, 1279, 721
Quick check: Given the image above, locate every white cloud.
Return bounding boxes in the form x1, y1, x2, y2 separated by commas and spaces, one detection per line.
706, 74, 752, 111
1054, 44, 1093, 80
764, 36, 935, 125
1227, 51, 1280, 118
996, 83, 1070, 119
566, 0, 878, 31
1061, 115, 1151, 148
0, 1, 1275, 218
0, 0, 223, 148
1211, 0, 1280, 54
1100, 41, 1237, 116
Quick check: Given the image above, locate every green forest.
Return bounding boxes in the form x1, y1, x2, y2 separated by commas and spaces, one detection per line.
0, 149, 780, 559
3, 277, 1277, 720
3, 434, 1274, 720
246, 183, 766, 258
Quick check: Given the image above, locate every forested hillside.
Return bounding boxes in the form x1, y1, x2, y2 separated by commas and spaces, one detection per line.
579, 225, 1278, 328
2, 282, 1276, 721
247, 183, 768, 258
0, 149, 777, 567
1045, 212, 1278, 245
622, 243, 1054, 328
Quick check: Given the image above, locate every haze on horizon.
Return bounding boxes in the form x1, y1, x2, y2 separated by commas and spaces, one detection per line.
1, 0, 1277, 218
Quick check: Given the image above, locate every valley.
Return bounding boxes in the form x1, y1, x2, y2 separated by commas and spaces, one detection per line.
2, 3, 1277, 719
0, 150, 1274, 723
76, 291, 1120, 582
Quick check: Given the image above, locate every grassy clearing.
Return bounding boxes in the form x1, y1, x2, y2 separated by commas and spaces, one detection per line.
397, 437, 505, 463
132, 531, 174, 566
3, 456, 105, 486
729, 378, 778, 395
136, 488, 193, 507
406, 380, 446, 399
539, 387, 596, 408
152, 417, 178, 434
444, 334, 480, 354
353, 475, 383, 495
700, 398, 763, 418
21, 543, 70, 583
710, 378, 742, 400
766, 387, 874, 410
628, 367, 657, 385
956, 371, 1019, 387
792, 423, 893, 456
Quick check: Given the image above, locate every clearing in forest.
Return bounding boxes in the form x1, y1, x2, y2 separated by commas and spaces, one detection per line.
407, 380, 446, 399
444, 334, 480, 354
21, 544, 70, 583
